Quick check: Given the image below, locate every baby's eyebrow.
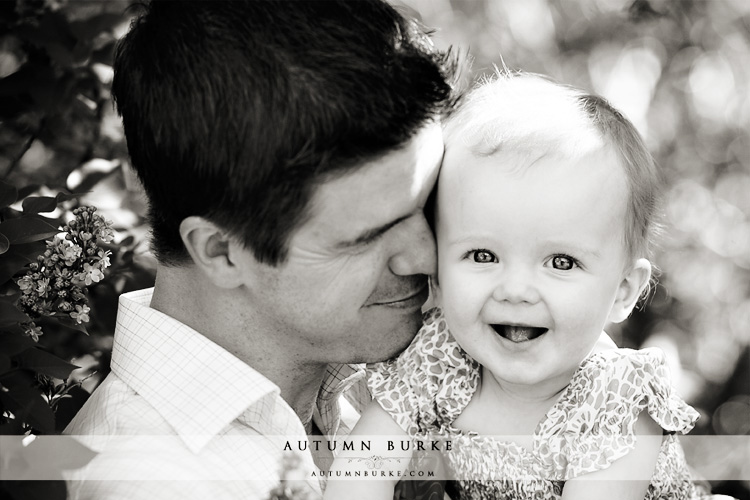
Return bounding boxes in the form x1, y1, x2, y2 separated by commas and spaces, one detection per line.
445, 235, 496, 246
335, 215, 410, 249
444, 237, 603, 259
551, 244, 601, 259
580, 248, 601, 259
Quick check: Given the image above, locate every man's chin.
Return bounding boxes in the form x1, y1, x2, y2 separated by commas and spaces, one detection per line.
359, 327, 421, 365
333, 304, 424, 364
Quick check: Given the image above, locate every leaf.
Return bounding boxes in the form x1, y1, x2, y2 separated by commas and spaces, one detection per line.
0, 233, 8, 255
0, 64, 56, 109
46, 42, 76, 67
13, 12, 75, 50
119, 235, 135, 247
28, 77, 68, 113
0, 436, 94, 497
14, 348, 79, 380
0, 64, 37, 96
16, 185, 40, 200
0, 333, 35, 356
1, 480, 67, 500
0, 369, 35, 389
20, 435, 97, 471
0, 418, 25, 435
4, 239, 45, 262
0, 94, 32, 119
54, 317, 88, 335
0, 217, 59, 244
69, 13, 125, 41
53, 385, 89, 432
0, 253, 29, 284
0, 300, 29, 326
54, 191, 81, 203
70, 170, 112, 194
71, 38, 93, 65
91, 40, 116, 65
0, 386, 55, 434
0, 241, 44, 285
0, 323, 26, 337
0, 180, 17, 209
21, 196, 58, 214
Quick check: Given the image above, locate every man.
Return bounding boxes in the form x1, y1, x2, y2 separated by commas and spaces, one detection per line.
64, 1, 456, 498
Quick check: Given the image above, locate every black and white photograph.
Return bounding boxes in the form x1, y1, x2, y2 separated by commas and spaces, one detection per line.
0, 1, 748, 499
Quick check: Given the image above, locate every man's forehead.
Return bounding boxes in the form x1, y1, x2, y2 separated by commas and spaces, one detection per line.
299, 123, 443, 237
409, 122, 444, 196
315, 122, 442, 197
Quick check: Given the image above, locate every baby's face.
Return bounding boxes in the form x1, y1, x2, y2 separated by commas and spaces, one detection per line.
435, 142, 636, 394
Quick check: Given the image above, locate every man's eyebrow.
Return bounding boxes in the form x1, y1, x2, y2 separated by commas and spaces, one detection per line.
335, 215, 411, 249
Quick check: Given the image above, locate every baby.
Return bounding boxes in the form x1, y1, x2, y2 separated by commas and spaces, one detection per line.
324, 73, 709, 499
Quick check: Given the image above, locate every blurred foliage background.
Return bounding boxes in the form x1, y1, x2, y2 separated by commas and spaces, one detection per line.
0, 0, 748, 497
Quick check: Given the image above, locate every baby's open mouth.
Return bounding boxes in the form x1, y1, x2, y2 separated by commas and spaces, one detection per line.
491, 324, 548, 343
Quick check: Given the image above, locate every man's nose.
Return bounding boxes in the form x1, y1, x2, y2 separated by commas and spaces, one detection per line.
387, 214, 437, 276
492, 265, 540, 305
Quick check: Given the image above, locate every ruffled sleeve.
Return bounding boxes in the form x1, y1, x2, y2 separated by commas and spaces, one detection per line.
536, 347, 700, 480
366, 307, 480, 436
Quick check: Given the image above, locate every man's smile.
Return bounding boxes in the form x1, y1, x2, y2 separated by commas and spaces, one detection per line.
366, 284, 429, 309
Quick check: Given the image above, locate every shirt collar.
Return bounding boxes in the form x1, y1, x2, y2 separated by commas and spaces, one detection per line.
111, 288, 280, 453
315, 363, 366, 438
319, 363, 364, 402
111, 288, 367, 453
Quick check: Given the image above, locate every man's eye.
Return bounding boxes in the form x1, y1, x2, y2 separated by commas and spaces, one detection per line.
470, 249, 497, 264
550, 255, 577, 270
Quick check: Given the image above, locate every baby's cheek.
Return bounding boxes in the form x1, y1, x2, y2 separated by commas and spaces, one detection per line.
439, 272, 475, 305
441, 279, 489, 330
549, 298, 605, 348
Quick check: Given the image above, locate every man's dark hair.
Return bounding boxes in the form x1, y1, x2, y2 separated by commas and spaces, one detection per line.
112, 0, 457, 266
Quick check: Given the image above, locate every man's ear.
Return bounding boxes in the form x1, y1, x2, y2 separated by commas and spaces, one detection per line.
608, 258, 652, 324
179, 216, 246, 289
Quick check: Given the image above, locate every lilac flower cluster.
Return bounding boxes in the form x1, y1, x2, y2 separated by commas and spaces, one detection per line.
266, 454, 319, 500
16, 207, 114, 340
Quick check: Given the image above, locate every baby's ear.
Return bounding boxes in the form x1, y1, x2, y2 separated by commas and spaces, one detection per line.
608, 258, 652, 324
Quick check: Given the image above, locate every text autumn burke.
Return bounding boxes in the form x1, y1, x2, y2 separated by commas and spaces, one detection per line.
284, 439, 453, 452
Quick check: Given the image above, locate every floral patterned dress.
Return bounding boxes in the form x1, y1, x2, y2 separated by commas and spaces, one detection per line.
367, 307, 710, 500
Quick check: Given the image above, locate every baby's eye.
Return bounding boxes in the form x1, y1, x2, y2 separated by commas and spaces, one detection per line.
550, 255, 577, 270
469, 249, 498, 264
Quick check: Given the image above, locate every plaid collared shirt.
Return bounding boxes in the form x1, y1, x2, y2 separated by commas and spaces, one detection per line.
64, 288, 368, 500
